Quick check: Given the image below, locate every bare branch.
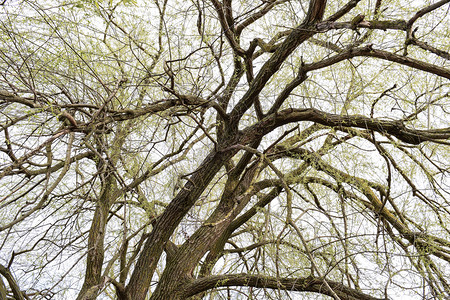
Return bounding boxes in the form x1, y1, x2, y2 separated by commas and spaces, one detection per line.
182, 273, 384, 300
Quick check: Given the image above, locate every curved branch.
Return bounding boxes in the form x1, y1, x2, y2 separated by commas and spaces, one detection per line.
287, 147, 450, 263
0, 90, 40, 108
210, 0, 246, 56
235, 0, 289, 35
240, 108, 450, 145
229, 0, 328, 128
182, 273, 384, 300
3, 151, 95, 177
316, 19, 408, 31
407, 37, 450, 61
326, 0, 362, 22
303, 45, 450, 79
407, 0, 450, 27
362, 48, 450, 79
126, 148, 239, 299
0, 129, 69, 180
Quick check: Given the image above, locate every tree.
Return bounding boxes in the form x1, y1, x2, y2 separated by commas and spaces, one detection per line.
0, 0, 449, 299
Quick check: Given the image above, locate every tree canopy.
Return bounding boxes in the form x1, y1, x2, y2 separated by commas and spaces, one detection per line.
0, 0, 449, 299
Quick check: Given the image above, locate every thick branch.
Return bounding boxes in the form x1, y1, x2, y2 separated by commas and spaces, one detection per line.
210, 0, 246, 55
229, 0, 327, 128
182, 273, 384, 300
240, 108, 450, 145
235, 0, 288, 35
326, 0, 362, 22
407, 0, 450, 27
362, 48, 450, 79
303, 0, 328, 25
0, 265, 24, 300
126, 149, 238, 300
0, 90, 40, 108
407, 38, 450, 61
316, 19, 408, 31
303, 45, 450, 79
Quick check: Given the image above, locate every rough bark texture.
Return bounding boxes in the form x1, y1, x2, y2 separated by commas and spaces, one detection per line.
182, 274, 385, 300
127, 1, 330, 299
2, 0, 450, 299
125, 149, 236, 299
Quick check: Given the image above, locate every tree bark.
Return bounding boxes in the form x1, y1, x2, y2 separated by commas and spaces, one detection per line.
125, 149, 237, 300
182, 274, 384, 300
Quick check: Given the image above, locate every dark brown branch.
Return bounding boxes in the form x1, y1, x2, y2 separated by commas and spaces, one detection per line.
126, 148, 239, 300
59, 111, 78, 127
108, 99, 177, 121
0, 90, 40, 108
316, 19, 407, 31
0, 264, 24, 300
240, 108, 450, 145
229, 0, 327, 128
326, 0, 362, 22
210, 0, 246, 56
303, 0, 328, 25
0, 129, 70, 180
407, 38, 450, 61
407, 0, 450, 27
235, 0, 288, 35
361, 48, 450, 79
302, 45, 450, 79
267, 69, 308, 115
5, 151, 94, 176
182, 273, 384, 300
